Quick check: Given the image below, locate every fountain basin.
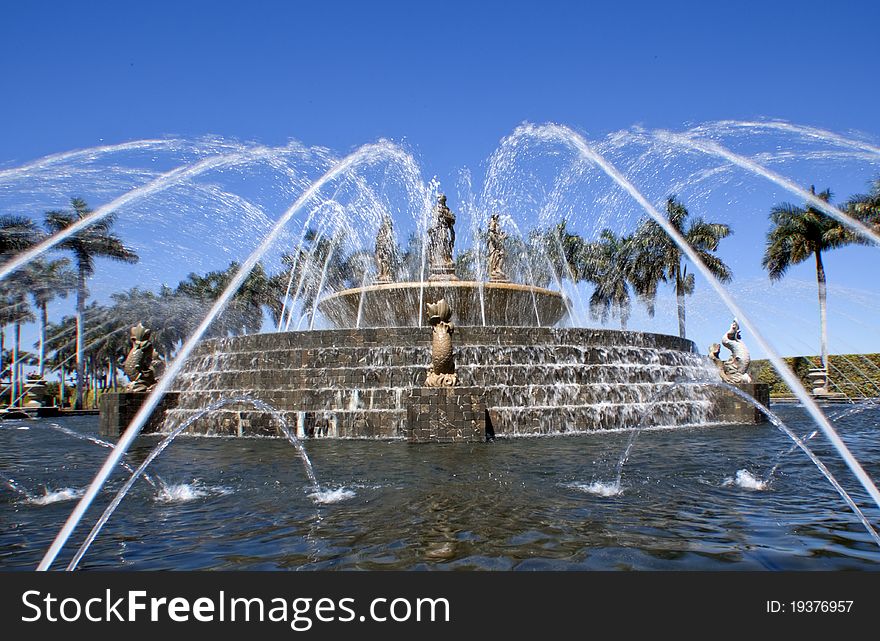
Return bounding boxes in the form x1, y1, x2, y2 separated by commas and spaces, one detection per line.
317, 280, 569, 328
162, 326, 738, 438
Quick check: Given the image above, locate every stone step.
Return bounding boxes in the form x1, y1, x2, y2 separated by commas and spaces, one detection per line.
189, 327, 696, 357
169, 381, 713, 412
180, 344, 701, 372
173, 361, 707, 391
488, 400, 713, 435
162, 398, 712, 438
163, 406, 406, 438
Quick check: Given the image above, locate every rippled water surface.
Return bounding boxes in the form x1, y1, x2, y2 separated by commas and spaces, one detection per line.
2, 404, 879, 570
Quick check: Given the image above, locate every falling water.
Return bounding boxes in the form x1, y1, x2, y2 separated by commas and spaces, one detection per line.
1, 475, 85, 505
495, 122, 880, 513
582, 372, 880, 549
692, 120, 880, 159
763, 429, 819, 483
652, 130, 880, 247
66, 395, 321, 571
37, 140, 420, 571
41, 422, 163, 489
0, 144, 307, 282
0, 138, 173, 183
713, 381, 880, 548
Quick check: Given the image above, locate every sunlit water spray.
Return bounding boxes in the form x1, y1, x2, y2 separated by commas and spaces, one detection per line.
692, 120, 880, 159
492, 122, 880, 515
652, 130, 880, 247
1, 475, 85, 505
0, 141, 313, 282
38, 141, 417, 571
65, 395, 333, 571
42, 422, 163, 489
714, 381, 880, 548
722, 470, 769, 491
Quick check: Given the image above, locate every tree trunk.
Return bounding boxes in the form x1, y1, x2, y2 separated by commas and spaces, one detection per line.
38, 302, 47, 378
816, 249, 829, 371
676, 280, 686, 339
11, 323, 19, 407
0, 326, 5, 393
92, 361, 99, 409
75, 266, 86, 410
59, 364, 66, 408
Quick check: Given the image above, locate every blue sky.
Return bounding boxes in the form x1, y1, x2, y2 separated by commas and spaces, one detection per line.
1, 0, 878, 360
3, 1, 877, 175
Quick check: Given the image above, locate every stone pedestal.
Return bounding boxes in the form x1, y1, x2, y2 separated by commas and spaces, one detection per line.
99, 392, 179, 439
808, 367, 830, 396
23, 377, 49, 407
708, 383, 770, 424
405, 386, 487, 443
427, 265, 458, 282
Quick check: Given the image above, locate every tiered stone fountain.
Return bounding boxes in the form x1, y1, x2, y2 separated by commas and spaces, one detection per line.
136, 195, 766, 442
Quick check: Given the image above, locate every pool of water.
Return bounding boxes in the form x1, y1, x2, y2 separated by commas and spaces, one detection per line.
2, 403, 879, 570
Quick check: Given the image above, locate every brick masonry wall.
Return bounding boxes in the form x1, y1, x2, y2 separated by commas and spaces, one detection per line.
707, 384, 770, 424
98, 392, 180, 439
133, 326, 768, 437
405, 387, 487, 443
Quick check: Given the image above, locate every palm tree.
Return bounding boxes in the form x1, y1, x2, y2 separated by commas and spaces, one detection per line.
0, 215, 41, 403
272, 228, 365, 328
44, 198, 139, 409
582, 230, 638, 329
43, 314, 80, 407
0, 214, 42, 256
177, 261, 281, 337
846, 176, 880, 228
632, 196, 732, 339
527, 220, 587, 287
762, 186, 873, 372
22, 258, 76, 377
2, 290, 33, 406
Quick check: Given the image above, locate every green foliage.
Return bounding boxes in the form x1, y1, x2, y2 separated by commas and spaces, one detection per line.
630, 196, 732, 337
762, 187, 869, 280
751, 354, 880, 398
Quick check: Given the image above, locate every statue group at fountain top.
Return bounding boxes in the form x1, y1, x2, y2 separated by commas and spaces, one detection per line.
374, 193, 511, 286
122, 323, 162, 392
709, 319, 752, 384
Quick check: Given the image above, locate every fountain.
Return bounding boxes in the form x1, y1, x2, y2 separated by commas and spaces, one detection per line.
148, 193, 764, 442
2, 121, 878, 572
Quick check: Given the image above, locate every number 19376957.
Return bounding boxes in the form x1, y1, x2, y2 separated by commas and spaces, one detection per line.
766, 600, 853, 614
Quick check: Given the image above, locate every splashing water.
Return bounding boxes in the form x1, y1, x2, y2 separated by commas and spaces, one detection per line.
564, 480, 623, 497
28, 487, 86, 505
42, 422, 164, 490
2, 475, 33, 500
64, 395, 321, 571
714, 381, 880, 548
309, 486, 357, 504
596, 375, 717, 491
155, 482, 232, 504
595, 376, 880, 546
38, 142, 416, 572
763, 429, 819, 483
495, 122, 880, 517
3, 122, 875, 568
723, 470, 769, 491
